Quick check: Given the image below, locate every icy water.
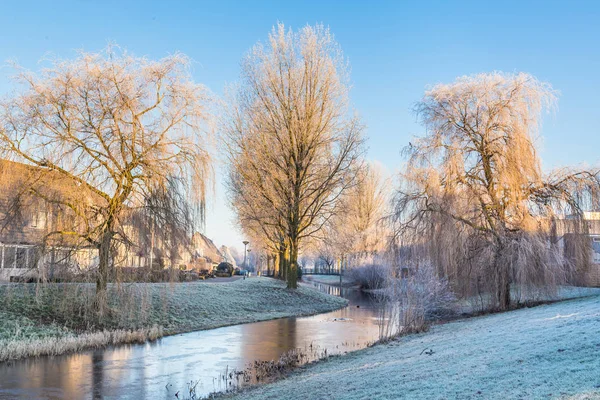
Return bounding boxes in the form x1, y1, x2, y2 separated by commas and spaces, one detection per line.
0, 281, 380, 399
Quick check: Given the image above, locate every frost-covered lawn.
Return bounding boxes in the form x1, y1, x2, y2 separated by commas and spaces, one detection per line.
0, 277, 347, 361
230, 293, 600, 399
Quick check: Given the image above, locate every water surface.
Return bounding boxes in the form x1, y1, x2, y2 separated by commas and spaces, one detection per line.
0, 282, 380, 399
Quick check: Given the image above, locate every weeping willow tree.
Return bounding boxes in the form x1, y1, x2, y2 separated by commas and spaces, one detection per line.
125, 176, 201, 272
394, 72, 600, 311
0, 47, 212, 311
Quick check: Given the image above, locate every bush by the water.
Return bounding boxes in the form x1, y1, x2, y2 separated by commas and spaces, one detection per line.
377, 263, 456, 337
346, 264, 388, 289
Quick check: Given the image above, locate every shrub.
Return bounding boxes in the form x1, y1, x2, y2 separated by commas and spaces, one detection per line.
378, 263, 456, 338
346, 264, 388, 290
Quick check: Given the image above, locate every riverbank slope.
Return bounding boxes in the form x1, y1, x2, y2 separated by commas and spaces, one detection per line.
0, 277, 347, 362
229, 293, 600, 399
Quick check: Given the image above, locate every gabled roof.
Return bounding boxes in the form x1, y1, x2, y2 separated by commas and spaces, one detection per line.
0, 159, 104, 206
192, 232, 223, 262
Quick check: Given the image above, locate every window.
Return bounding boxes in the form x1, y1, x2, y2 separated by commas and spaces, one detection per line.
591, 237, 600, 252
4, 247, 16, 269
31, 210, 47, 229
16, 248, 27, 269
592, 237, 600, 263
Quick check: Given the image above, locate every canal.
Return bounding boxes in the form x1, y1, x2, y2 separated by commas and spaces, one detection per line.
0, 281, 380, 399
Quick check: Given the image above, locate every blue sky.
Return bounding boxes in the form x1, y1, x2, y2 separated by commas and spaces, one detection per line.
1, 0, 599, 251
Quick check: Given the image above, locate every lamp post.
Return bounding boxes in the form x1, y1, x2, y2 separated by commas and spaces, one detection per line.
339, 254, 343, 289
242, 241, 249, 269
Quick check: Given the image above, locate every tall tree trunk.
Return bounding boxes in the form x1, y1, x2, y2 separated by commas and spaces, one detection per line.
96, 228, 113, 314
494, 243, 511, 311
266, 254, 271, 276
287, 237, 299, 289
278, 242, 288, 281
502, 273, 511, 310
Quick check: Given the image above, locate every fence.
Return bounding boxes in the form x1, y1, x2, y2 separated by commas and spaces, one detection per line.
302, 268, 341, 276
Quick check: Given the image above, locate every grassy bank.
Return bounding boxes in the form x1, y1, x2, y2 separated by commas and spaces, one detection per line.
228, 293, 600, 399
0, 277, 347, 362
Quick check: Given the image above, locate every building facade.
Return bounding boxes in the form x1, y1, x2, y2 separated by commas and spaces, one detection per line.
0, 159, 221, 281
555, 213, 600, 287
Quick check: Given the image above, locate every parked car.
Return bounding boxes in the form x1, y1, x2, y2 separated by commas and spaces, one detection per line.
181, 270, 199, 281
215, 262, 234, 277
198, 269, 212, 280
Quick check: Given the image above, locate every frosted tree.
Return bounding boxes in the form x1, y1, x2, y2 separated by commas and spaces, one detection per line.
315, 162, 389, 270
0, 47, 212, 310
340, 162, 389, 257
223, 24, 365, 288
395, 72, 600, 310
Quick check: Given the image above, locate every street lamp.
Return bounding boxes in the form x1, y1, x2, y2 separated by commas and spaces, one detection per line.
242, 241, 249, 269
340, 254, 344, 289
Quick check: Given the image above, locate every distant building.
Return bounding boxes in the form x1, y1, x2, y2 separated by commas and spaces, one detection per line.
0, 159, 223, 281
219, 245, 238, 268
0, 159, 101, 281
190, 232, 224, 271
555, 213, 600, 287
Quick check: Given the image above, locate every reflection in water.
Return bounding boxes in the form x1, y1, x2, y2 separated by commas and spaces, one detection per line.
92, 352, 103, 400
240, 317, 298, 364
0, 282, 380, 399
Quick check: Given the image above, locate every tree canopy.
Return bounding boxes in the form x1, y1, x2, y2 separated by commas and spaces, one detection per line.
224, 24, 365, 288
0, 47, 213, 307
394, 72, 600, 310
